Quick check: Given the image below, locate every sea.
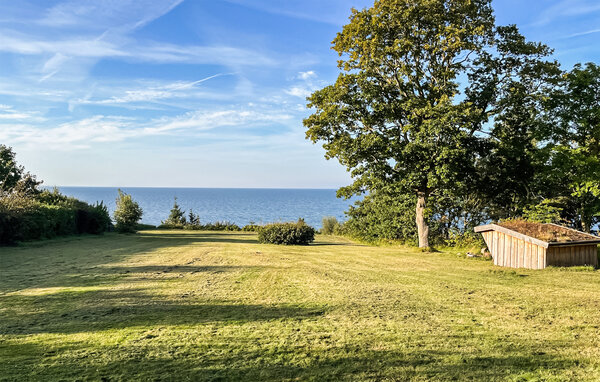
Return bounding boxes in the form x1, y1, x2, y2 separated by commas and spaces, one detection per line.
55, 187, 357, 229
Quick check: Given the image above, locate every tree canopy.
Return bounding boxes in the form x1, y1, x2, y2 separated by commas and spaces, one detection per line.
305, 0, 600, 246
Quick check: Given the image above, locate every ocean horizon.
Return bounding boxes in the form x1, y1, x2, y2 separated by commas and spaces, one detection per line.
54, 186, 357, 229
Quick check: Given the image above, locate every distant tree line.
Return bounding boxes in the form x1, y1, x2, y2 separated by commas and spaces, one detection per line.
305, 0, 600, 247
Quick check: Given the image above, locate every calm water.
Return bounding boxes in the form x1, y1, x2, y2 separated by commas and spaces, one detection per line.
56, 187, 356, 228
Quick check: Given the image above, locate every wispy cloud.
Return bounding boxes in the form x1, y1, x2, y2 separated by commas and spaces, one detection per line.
565, 28, 600, 38
73, 74, 231, 107
0, 107, 295, 150
39, 0, 185, 32
0, 32, 277, 67
535, 0, 600, 26
221, 0, 366, 26
153, 109, 293, 134
0, 105, 45, 121
0, 31, 125, 57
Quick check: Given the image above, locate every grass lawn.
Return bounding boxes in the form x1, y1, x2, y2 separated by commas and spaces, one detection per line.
1, 230, 600, 381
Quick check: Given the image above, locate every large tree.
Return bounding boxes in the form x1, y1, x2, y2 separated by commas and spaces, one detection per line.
543, 63, 600, 232
305, 0, 501, 247
466, 26, 560, 221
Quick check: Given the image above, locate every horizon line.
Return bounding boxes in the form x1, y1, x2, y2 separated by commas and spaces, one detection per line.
45, 185, 343, 191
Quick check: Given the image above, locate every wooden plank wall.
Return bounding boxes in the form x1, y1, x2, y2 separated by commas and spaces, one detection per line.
481, 229, 599, 269
481, 230, 547, 269
546, 245, 598, 268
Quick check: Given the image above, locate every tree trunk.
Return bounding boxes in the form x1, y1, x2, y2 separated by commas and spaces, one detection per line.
581, 204, 591, 233
415, 192, 430, 248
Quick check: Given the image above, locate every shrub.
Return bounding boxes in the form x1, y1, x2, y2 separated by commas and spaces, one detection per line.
258, 219, 315, 245
158, 222, 185, 229
202, 221, 241, 231
242, 224, 262, 232
114, 189, 143, 233
321, 216, 340, 235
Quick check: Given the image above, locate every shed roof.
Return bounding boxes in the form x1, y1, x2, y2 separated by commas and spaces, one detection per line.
475, 222, 600, 248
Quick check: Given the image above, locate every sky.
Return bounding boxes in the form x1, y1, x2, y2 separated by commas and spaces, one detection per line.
1, 0, 600, 188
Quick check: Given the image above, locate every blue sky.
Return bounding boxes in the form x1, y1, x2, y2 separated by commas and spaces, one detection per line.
1, 0, 599, 188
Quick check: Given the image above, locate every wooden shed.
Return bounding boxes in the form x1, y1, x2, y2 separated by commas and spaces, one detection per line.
475, 222, 600, 269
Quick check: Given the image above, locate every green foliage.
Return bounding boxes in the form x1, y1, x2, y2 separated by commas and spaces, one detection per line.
321, 216, 340, 235
199, 221, 241, 231
242, 224, 262, 232
343, 190, 417, 244
258, 219, 315, 245
303, 0, 556, 247
303, 0, 600, 245
188, 209, 200, 226
0, 147, 109, 245
522, 200, 563, 224
113, 189, 143, 234
162, 197, 186, 227
542, 63, 600, 232
158, 201, 241, 231
0, 190, 110, 245
0, 145, 42, 195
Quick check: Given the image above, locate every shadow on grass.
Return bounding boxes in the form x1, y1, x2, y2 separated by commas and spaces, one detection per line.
0, 337, 578, 381
0, 231, 262, 294
310, 242, 355, 247
99, 265, 262, 275
1, 289, 325, 335
137, 232, 259, 244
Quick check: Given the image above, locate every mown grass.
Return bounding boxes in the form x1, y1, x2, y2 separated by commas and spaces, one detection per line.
1, 230, 599, 381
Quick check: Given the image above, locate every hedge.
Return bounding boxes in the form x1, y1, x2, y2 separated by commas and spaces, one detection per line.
0, 194, 111, 245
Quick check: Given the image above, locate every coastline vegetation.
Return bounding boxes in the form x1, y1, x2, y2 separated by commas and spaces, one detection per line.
0, 145, 111, 245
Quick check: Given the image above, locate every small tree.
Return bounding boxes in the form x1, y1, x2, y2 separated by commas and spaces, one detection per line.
114, 189, 143, 233
321, 216, 340, 235
162, 197, 186, 226
188, 209, 200, 226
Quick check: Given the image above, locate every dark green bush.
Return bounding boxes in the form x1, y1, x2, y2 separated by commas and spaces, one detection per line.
258, 219, 315, 245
